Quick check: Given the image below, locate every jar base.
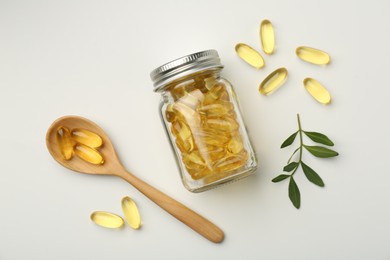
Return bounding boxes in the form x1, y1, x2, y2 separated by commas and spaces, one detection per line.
183, 161, 258, 193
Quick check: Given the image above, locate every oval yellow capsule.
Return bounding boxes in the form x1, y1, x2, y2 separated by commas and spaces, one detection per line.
214, 151, 248, 172
182, 151, 206, 170
259, 67, 288, 95
71, 128, 103, 148
74, 144, 104, 164
260, 19, 275, 54
296, 46, 330, 65
303, 78, 332, 104
205, 117, 239, 132
235, 43, 265, 69
121, 196, 141, 229
165, 104, 176, 123
56, 126, 73, 160
227, 134, 244, 154
90, 211, 124, 229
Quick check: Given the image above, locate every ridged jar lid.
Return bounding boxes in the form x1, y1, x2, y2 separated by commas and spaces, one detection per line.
150, 50, 224, 92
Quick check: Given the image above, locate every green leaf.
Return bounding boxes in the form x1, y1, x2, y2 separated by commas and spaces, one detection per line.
289, 177, 301, 209
304, 145, 339, 158
301, 162, 324, 187
304, 131, 334, 146
281, 131, 298, 148
272, 174, 290, 183
283, 162, 299, 172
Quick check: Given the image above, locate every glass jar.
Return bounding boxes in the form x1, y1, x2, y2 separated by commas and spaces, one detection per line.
150, 50, 257, 192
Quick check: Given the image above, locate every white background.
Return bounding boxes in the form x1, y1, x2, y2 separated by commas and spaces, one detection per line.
1, 0, 389, 259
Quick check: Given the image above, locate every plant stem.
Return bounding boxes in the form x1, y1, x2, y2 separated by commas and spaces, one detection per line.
290, 114, 304, 177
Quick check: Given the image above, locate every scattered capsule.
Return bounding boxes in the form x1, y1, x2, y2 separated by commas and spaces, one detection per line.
259, 67, 288, 95
227, 134, 244, 154
56, 126, 73, 160
235, 43, 265, 69
71, 128, 103, 148
296, 46, 330, 65
197, 101, 234, 117
260, 19, 275, 54
90, 211, 124, 229
303, 78, 332, 104
74, 144, 104, 165
214, 151, 248, 172
121, 196, 141, 229
205, 117, 239, 132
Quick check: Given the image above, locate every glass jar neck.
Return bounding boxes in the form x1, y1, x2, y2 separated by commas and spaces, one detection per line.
156, 68, 222, 93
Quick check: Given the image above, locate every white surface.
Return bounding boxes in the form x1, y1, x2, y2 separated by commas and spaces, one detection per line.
1, 0, 390, 259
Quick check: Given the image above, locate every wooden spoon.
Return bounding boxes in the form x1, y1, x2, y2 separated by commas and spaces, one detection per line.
46, 115, 224, 243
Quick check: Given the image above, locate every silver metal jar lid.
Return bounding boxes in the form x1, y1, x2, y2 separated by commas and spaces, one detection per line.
150, 49, 224, 92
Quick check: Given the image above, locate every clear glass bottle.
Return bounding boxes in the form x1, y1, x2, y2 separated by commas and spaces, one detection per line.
150, 50, 257, 192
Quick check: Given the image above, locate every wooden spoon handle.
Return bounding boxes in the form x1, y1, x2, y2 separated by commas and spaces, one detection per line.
117, 170, 224, 243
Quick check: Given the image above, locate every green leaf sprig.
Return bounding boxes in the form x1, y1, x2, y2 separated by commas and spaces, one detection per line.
272, 114, 339, 209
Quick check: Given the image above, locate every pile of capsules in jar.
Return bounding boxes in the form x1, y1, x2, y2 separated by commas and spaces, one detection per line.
56, 127, 105, 164
165, 74, 248, 180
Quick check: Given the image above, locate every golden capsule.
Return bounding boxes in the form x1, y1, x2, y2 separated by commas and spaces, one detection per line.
121, 196, 141, 229
219, 91, 230, 102
214, 152, 248, 172
259, 67, 288, 95
208, 83, 228, 99
204, 77, 217, 90
235, 43, 265, 69
187, 167, 212, 180
296, 46, 330, 65
303, 78, 332, 104
171, 81, 196, 100
172, 102, 200, 125
165, 104, 176, 123
178, 89, 204, 109
205, 117, 239, 132
71, 128, 103, 148
90, 211, 124, 229
192, 128, 230, 146
260, 19, 275, 54
56, 126, 73, 160
182, 151, 206, 170
171, 120, 192, 141
198, 145, 226, 162
227, 134, 244, 154
175, 137, 195, 153
226, 109, 237, 119
74, 144, 104, 165
194, 77, 209, 93
198, 101, 234, 117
